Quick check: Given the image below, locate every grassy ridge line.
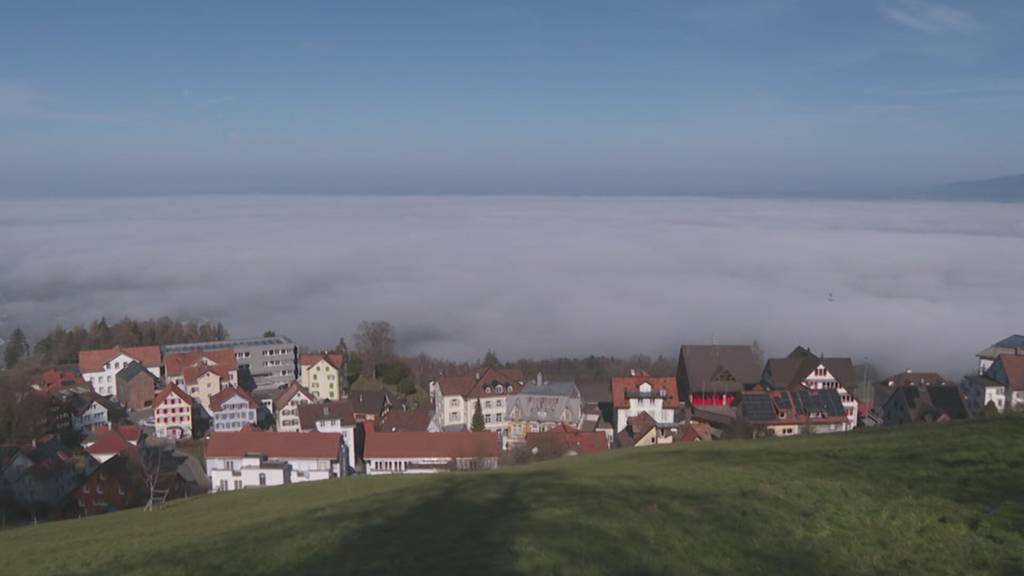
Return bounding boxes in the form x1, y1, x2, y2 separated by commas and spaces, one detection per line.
3, 417, 1023, 576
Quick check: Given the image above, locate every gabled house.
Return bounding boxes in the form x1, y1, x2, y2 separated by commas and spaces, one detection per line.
79, 346, 162, 399
873, 370, 950, 415
349, 389, 394, 422
505, 380, 583, 446
297, 401, 357, 470
881, 385, 970, 426
962, 354, 1024, 414
616, 412, 679, 447
611, 370, 680, 433
209, 387, 259, 433
429, 367, 525, 432
74, 453, 145, 516
152, 384, 195, 440
300, 353, 345, 401
376, 404, 432, 433
738, 386, 849, 437
761, 347, 858, 429
84, 425, 141, 464
182, 364, 234, 413
34, 368, 86, 393
975, 334, 1024, 375
163, 348, 238, 387
115, 361, 159, 411
676, 345, 762, 407
273, 382, 316, 432
2, 436, 77, 518
363, 429, 501, 475
526, 424, 608, 456
206, 428, 344, 491
71, 394, 124, 435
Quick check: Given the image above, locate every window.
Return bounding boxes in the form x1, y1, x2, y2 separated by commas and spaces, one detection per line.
96, 484, 104, 495
220, 480, 228, 491
496, 385, 504, 393
259, 473, 266, 486
449, 411, 459, 421
234, 480, 243, 490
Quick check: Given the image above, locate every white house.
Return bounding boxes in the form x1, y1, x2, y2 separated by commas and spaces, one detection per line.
297, 401, 357, 470
363, 429, 501, 475
205, 429, 343, 492
975, 334, 1024, 375
71, 396, 122, 434
209, 387, 259, 432
428, 367, 525, 433
273, 382, 316, 432
78, 346, 162, 399
152, 383, 195, 440
762, 347, 858, 430
961, 354, 1024, 415
611, 371, 680, 432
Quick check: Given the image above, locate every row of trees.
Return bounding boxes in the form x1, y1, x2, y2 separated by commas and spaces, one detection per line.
21, 318, 230, 367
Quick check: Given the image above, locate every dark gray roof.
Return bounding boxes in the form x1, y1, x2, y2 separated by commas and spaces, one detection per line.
764, 347, 856, 392
678, 345, 762, 397
161, 335, 294, 354
574, 377, 611, 404
116, 361, 154, 383
977, 334, 1024, 359
506, 384, 582, 424
740, 388, 846, 423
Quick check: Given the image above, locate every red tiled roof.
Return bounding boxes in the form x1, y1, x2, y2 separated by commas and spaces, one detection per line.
38, 369, 86, 391
364, 430, 501, 459
79, 346, 162, 373
182, 363, 233, 386
274, 381, 315, 411
164, 349, 237, 378
154, 383, 192, 408
300, 353, 344, 369
436, 367, 525, 398
612, 375, 680, 409
526, 424, 608, 455
206, 429, 342, 459
85, 430, 133, 458
210, 387, 258, 412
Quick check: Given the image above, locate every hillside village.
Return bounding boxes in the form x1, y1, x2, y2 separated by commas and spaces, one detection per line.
1, 327, 1022, 525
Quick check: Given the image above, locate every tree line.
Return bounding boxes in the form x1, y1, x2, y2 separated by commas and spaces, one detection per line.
5, 317, 230, 368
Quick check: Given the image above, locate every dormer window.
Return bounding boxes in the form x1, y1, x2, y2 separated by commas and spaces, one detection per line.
485, 386, 492, 394
639, 383, 652, 394
496, 385, 504, 393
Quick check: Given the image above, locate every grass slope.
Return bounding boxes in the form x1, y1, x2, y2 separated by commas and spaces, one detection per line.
4, 418, 1023, 576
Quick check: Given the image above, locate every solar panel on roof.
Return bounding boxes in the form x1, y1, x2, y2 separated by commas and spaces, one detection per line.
774, 394, 792, 410
742, 394, 777, 421
821, 390, 845, 417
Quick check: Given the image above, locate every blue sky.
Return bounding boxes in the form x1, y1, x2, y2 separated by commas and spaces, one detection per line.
2, 1, 1023, 195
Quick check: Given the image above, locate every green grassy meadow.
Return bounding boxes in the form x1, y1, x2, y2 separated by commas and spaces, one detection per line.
2, 417, 1022, 575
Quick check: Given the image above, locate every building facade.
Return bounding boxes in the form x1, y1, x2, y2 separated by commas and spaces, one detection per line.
210, 387, 259, 432
611, 371, 680, 433
206, 429, 343, 492
299, 353, 345, 401
162, 336, 297, 392
153, 384, 195, 440
79, 346, 162, 399
429, 367, 525, 432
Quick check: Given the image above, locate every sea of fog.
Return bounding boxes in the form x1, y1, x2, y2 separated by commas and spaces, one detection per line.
1, 195, 1022, 378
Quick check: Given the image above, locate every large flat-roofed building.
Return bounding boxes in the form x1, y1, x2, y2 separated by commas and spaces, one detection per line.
162, 336, 298, 393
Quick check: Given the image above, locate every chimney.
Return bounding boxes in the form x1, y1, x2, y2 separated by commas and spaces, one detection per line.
630, 368, 637, 377
536, 372, 543, 387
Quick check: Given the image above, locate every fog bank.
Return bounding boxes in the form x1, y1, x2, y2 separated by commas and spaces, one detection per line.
1, 195, 1021, 378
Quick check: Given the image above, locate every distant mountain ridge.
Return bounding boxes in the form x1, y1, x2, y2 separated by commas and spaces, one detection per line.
921, 173, 1024, 202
